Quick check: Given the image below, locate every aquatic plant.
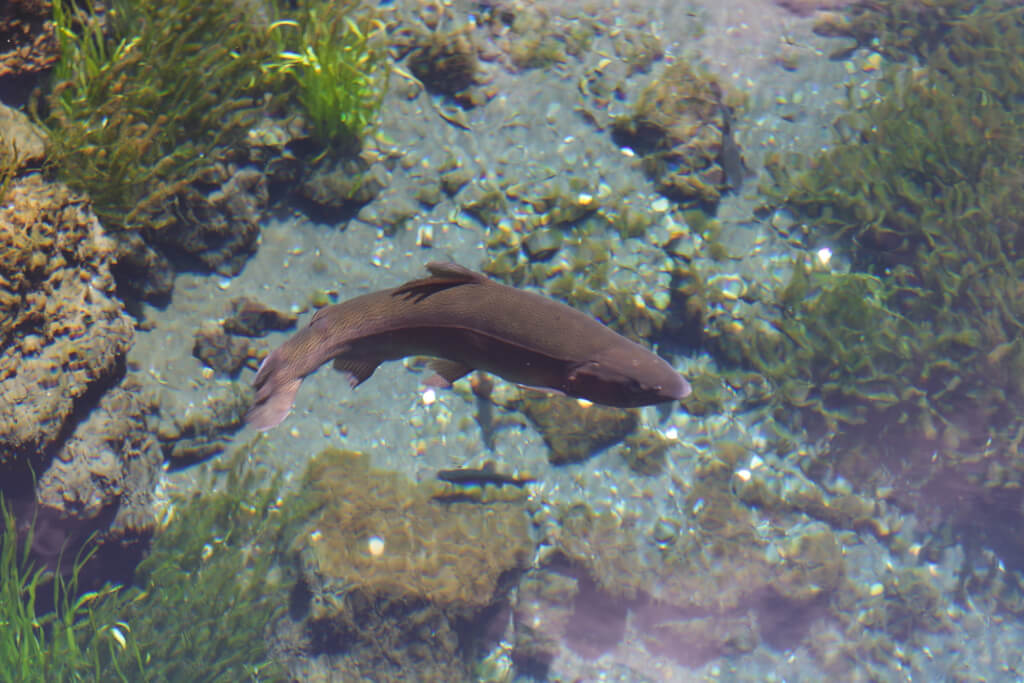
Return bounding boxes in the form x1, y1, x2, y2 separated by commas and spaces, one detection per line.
115, 446, 308, 681
0, 499, 143, 682
813, 0, 994, 61
0, 444, 320, 682
752, 0, 1024, 471
735, 267, 918, 433
42, 0, 272, 235
265, 0, 389, 153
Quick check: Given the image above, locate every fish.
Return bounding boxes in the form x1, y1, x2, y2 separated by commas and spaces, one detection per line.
436, 462, 536, 488
245, 262, 690, 431
718, 103, 747, 192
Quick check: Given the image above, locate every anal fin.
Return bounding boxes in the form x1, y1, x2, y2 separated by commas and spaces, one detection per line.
425, 359, 472, 388
333, 358, 380, 388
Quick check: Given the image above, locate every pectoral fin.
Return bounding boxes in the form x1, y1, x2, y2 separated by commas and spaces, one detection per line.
425, 359, 472, 388
332, 358, 380, 388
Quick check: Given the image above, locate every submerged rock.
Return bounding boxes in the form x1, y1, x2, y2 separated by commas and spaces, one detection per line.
296, 448, 535, 680
0, 103, 46, 169
0, 175, 160, 568
192, 321, 251, 376
0, 0, 57, 84
611, 60, 739, 209
36, 379, 161, 547
407, 27, 481, 99
223, 297, 298, 337
515, 393, 639, 465
0, 175, 134, 462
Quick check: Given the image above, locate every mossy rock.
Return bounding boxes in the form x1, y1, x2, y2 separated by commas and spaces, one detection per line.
0, 176, 133, 462
301, 448, 534, 613
611, 60, 735, 209
515, 394, 639, 465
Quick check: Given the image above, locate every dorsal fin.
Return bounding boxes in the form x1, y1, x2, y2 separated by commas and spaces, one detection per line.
309, 306, 331, 327
424, 262, 486, 281
393, 262, 487, 302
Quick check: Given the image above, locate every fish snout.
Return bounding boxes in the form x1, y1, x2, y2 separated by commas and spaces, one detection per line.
659, 372, 692, 401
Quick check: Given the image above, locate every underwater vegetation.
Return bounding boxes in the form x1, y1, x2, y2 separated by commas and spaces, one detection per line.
0, 447, 311, 682
265, 0, 389, 153
114, 447, 306, 681
813, 0, 990, 61
296, 448, 534, 680
0, 499, 142, 683
42, 0, 271, 235
741, 0, 1024, 620
753, 0, 1024, 471
529, 442, 849, 669
38, 0, 389, 296
611, 60, 738, 210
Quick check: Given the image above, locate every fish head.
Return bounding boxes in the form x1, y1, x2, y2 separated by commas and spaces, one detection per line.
565, 344, 691, 407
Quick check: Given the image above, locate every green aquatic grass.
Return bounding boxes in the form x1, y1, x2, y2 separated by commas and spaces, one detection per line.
42, 0, 389, 236
114, 446, 315, 682
0, 500, 143, 683
265, 0, 389, 153
42, 0, 272, 233
0, 445, 317, 682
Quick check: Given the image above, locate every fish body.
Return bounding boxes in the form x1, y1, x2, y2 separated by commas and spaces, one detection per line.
245, 262, 690, 431
436, 462, 535, 488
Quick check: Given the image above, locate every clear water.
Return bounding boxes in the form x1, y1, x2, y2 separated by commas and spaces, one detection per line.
2, 0, 1023, 680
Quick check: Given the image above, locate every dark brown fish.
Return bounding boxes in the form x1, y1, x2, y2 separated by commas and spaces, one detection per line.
436, 461, 535, 488
245, 262, 690, 431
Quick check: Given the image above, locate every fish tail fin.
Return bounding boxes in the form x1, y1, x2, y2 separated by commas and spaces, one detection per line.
245, 349, 302, 431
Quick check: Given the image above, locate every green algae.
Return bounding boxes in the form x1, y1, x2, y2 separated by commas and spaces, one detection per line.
41, 0, 388, 238
516, 394, 639, 465
611, 60, 737, 210
619, 427, 673, 475
813, 0, 1000, 62
739, 267, 920, 433
296, 448, 533, 680
301, 447, 533, 610
743, 0, 1024, 632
